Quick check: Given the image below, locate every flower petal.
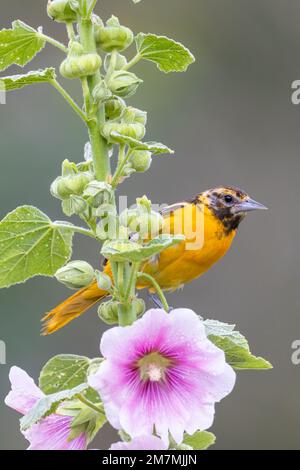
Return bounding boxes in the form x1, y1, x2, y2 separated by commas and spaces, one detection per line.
5, 366, 43, 415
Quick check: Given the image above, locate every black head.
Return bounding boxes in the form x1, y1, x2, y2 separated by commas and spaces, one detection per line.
199, 186, 267, 233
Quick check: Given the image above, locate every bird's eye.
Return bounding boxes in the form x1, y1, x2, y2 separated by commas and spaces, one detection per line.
224, 194, 233, 203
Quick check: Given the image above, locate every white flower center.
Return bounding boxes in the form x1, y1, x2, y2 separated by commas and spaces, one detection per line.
137, 351, 172, 383
146, 363, 163, 382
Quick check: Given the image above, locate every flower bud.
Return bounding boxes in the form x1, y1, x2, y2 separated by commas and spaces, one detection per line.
92, 81, 112, 105
51, 172, 92, 200
104, 97, 125, 121
94, 15, 133, 52
95, 270, 112, 291
47, 0, 77, 23
107, 70, 142, 98
55, 261, 95, 289
132, 298, 145, 317
102, 121, 145, 142
104, 53, 128, 72
130, 150, 152, 172
119, 205, 163, 238
129, 107, 147, 125
98, 300, 119, 325
83, 181, 113, 208
60, 42, 102, 79
62, 195, 89, 217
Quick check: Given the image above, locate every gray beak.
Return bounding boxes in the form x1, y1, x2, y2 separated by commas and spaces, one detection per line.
233, 198, 268, 214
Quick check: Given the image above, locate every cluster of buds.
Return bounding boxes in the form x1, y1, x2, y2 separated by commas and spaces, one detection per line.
102, 107, 146, 143
119, 195, 164, 240
50, 157, 113, 219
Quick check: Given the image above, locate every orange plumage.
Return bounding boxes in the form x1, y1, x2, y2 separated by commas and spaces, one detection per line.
42, 186, 266, 334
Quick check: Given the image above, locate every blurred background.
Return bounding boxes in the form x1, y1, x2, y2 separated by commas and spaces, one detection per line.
0, 0, 299, 450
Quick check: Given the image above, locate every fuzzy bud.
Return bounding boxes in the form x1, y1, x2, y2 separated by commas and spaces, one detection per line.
107, 70, 142, 98
104, 97, 126, 120
83, 181, 113, 208
47, 0, 77, 23
51, 173, 92, 200
55, 261, 95, 289
95, 15, 133, 52
98, 300, 119, 325
104, 53, 128, 72
130, 150, 152, 172
60, 42, 102, 79
101, 121, 145, 142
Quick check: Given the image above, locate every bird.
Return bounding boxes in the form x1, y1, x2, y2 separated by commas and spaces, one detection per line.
42, 186, 267, 334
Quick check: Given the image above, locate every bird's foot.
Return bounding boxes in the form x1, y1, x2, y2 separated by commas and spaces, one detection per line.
148, 293, 173, 312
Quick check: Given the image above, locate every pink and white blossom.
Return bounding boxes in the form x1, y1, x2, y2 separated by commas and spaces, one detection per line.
89, 308, 236, 445
5, 366, 86, 450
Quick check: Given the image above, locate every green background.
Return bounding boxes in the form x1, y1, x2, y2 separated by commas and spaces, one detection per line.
0, 0, 299, 450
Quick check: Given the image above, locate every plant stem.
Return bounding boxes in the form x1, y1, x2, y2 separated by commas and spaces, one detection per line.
111, 148, 133, 188
76, 394, 104, 414
87, 0, 98, 18
125, 262, 140, 299
118, 302, 137, 326
79, 17, 111, 181
123, 53, 142, 71
52, 222, 97, 239
66, 22, 76, 41
50, 79, 87, 122
137, 272, 169, 312
39, 33, 68, 53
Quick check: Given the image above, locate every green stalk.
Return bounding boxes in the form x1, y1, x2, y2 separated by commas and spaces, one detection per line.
123, 53, 142, 71
137, 272, 169, 312
118, 302, 137, 326
78, 15, 110, 181
52, 223, 97, 239
39, 33, 68, 53
50, 79, 88, 123
76, 394, 104, 414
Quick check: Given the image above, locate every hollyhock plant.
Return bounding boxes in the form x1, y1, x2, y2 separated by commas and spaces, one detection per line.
1, 0, 272, 450
89, 308, 236, 445
5, 367, 87, 450
110, 436, 168, 451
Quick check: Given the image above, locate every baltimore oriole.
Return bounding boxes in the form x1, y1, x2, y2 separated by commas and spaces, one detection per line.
42, 186, 267, 334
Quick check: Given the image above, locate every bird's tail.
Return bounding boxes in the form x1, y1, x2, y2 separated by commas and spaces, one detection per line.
42, 280, 108, 335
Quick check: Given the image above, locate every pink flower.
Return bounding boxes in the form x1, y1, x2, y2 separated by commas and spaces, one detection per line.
5, 366, 87, 450
110, 435, 168, 450
89, 308, 236, 445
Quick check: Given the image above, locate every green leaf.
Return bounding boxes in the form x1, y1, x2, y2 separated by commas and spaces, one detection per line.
0, 206, 73, 288
0, 20, 45, 71
39, 354, 91, 394
110, 132, 174, 155
20, 383, 88, 432
101, 234, 184, 263
136, 33, 195, 73
204, 319, 273, 370
0, 68, 56, 92
183, 431, 216, 450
